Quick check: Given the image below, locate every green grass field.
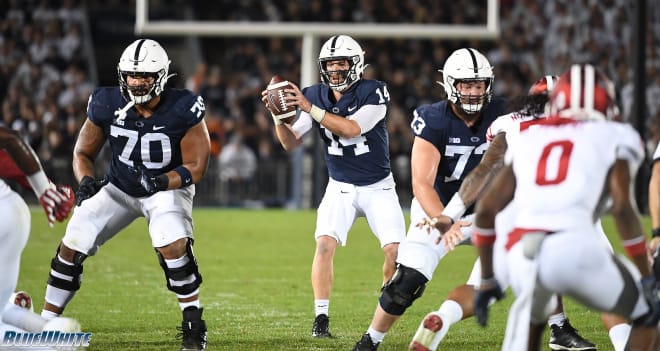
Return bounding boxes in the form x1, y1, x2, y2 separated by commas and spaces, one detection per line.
17, 209, 648, 350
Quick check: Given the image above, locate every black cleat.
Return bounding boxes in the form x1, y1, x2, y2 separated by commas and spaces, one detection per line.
351, 333, 379, 351
177, 307, 208, 351
312, 314, 332, 338
549, 319, 597, 351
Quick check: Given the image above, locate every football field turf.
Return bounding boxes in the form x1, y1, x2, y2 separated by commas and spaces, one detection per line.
18, 208, 646, 350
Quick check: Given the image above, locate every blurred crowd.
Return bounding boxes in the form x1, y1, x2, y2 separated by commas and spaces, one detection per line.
1, 0, 659, 206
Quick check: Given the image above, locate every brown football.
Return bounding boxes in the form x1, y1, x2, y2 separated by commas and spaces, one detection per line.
266, 75, 296, 124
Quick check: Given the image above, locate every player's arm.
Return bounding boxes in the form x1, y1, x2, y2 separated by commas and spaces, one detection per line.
284, 82, 362, 139
609, 159, 651, 276
0, 127, 41, 176
472, 164, 513, 326
474, 164, 515, 279
72, 119, 106, 181
0, 126, 74, 225
648, 144, 660, 249
169, 120, 210, 187
273, 122, 304, 151
411, 136, 445, 219
444, 132, 508, 220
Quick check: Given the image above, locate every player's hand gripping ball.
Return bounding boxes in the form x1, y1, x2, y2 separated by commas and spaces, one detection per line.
266, 75, 296, 124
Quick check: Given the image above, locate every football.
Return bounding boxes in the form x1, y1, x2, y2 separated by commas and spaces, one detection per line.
266, 75, 296, 124
10, 291, 33, 312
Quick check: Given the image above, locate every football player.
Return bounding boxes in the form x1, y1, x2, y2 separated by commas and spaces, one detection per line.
474, 63, 659, 350
408, 76, 617, 351
350, 48, 506, 351
39, 39, 211, 351
261, 34, 407, 339
0, 126, 80, 335
648, 140, 660, 281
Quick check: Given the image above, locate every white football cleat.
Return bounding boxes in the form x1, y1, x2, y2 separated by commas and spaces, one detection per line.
409, 312, 450, 351
9, 291, 34, 312
42, 317, 82, 333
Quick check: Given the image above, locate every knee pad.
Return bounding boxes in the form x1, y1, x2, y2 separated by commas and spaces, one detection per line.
47, 246, 86, 291
156, 239, 203, 296
379, 264, 428, 316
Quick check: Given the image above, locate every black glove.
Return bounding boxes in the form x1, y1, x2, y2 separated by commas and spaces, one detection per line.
75, 176, 108, 206
137, 166, 168, 194
640, 275, 660, 327
474, 278, 505, 327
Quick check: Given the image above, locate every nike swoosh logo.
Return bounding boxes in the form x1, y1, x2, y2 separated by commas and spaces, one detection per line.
348, 106, 357, 112
153, 125, 165, 131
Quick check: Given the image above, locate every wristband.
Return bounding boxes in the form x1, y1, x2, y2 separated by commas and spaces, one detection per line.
622, 236, 647, 258
480, 277, 497, 289
652, 228, 660, 238
473, 226, 496, 246
309, 104, 326, 123
174, 166, 193, 187
27, 170, 50, 198
443, 195, 467, 221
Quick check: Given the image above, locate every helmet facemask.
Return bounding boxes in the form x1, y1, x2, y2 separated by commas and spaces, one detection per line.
446, 77, 493, 115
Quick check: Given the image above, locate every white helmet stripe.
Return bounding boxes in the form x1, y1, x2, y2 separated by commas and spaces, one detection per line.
466, 48, 478, 74
584, 64, 595, 113
570, 64, 581, 112
133, 39, 146, 70
545, 75, 555, 92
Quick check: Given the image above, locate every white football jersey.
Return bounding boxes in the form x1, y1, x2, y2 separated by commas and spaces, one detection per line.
505, 120, 643, 231
653, 141, 660, 161
486, 112, 543, 143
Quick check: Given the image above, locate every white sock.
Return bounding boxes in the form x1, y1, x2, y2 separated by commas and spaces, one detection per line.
547, 312, 566, 327
366, 326, 386, 344
315, 299, 329, 316
608, 323, 631, 351
437, 299, 463, 325
179, 300, 200, 311
40, 309, 60, 320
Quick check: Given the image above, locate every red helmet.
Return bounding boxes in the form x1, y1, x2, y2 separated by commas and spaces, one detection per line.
528, 75, 558, 96
548, 64, 619, 121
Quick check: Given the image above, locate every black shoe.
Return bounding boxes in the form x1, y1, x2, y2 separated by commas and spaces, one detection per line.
549, 319, 596, 351
351, 333, 379, 351
312, 314, 332, 338
177, 307, 208, 351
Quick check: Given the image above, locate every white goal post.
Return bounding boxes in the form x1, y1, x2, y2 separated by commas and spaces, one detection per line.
135, 0, 500, 87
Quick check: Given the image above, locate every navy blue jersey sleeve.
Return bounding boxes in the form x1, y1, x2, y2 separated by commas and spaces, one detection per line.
411, 102, 447, 151
86, 87, 124, 130
173, 91, 206, 127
